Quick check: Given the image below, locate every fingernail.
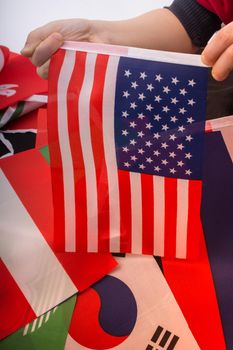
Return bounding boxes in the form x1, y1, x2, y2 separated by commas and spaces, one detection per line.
201, 53, 213, 66
21, 44, 31, 54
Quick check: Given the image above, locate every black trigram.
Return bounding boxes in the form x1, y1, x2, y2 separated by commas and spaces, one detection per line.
145, 325, 179, 350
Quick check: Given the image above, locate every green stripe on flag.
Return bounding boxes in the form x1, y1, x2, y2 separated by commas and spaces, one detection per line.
0, 296, 76, 350
0, 101, 25, 128
39, 146, 50, 164
10, 101, 25, 122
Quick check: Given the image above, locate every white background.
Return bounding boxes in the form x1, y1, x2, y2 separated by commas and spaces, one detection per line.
0, 0, 172, 53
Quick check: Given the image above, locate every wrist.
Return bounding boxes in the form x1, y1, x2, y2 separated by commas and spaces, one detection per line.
88, 19, 115, 44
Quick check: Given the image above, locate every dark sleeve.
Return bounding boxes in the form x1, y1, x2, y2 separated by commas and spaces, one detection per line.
166, 0, 222, 47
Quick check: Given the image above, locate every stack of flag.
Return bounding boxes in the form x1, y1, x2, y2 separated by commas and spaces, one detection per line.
0, 42, 232, 350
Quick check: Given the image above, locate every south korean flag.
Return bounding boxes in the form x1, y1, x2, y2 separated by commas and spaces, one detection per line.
65, 255, 200, 349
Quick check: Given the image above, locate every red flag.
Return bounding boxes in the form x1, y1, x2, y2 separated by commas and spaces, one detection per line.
162, 229, 226, 350
0, 50, 47, 110
48, 42, 208, 258
0, 46, 9, 72
0, 47, 48, 128
161, 115, 233, 349
0, 148, 117, 339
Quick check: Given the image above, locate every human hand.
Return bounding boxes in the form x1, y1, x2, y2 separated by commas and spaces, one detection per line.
22, 10, 197, 79
202, 21, 233, 81
21, 19, 104, 78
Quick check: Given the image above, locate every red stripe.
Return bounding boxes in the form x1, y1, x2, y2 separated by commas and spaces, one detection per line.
186, 180, 203, 259
118, 170, 132, 253
0, 259, 36, 339
162, 229, 226, 349
67, 51, 88, 251
89, 54, 110, 252
36, 108, 48, 149
164, 177, 177, 257
48, 49, 66, 251
141, 174, 154, 254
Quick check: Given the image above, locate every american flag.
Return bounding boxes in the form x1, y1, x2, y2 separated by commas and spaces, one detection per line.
48, 42, 208, 258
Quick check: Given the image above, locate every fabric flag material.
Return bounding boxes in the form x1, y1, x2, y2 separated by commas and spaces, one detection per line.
0, 50, 47, 110
0, 46, 9, 72
48, 41, 208, 257
201, 118, 233, 349
162, 224, 226, 349
0, 168, 77, 339
206, 115, 233, 162
65, 255, 200, 350
161, 115, 233, 350
0, 148, 117, 339
35, 108, 49, 149
0, 94, 47, 129
0, 296, 76, 350
0, 107, 47, 159
0, 148, 117, 290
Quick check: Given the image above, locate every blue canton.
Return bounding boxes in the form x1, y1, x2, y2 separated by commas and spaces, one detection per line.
114, 57, 208, 179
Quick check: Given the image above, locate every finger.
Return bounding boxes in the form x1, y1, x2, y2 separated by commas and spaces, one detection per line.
21, 21, 61, 57
211, 43, 233, 81
36, 60, 50, 79
202, 23, 233, 66
30, 32, 63, 67
21, 26, 47, 57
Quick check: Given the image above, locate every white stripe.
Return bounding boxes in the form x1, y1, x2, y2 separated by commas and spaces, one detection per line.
102, 55, 121, 252
61, 41, 206, 67
33, 254, 61, 317
0, 153, 13, 159
2, 129, 37, 134
31, 318, 38, 333
20, 101, 44, 116
221, 127, 233, 162
38, 314, 44, 328
25, 94, 48, 103
130, 172, 142, 254
79, 53, 98, 252
45, 310, 51, 323
53, 306, 58, 313
208, 115, 233, 131
0, 106, 16, 128
0, 171, 77, 316
57, 50, 76, 251
153, 176, 165, 256
176, 179, 189, 258
128, 47, 206, 67
0, 133, 14, 154
23, 323, 30, 336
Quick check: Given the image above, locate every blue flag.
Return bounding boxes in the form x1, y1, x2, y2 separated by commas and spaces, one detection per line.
202, 128, 233, 349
